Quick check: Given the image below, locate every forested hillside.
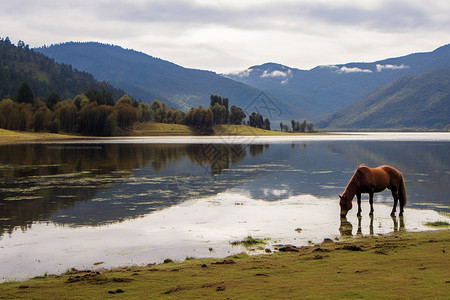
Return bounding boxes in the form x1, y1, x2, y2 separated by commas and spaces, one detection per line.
0, 39, 151, 135
0, 38, 124, 100
316, 69, 450, 131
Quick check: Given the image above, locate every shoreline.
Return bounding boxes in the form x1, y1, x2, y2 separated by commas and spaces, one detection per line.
1, 229, 448, 298
2, 129, 450, 145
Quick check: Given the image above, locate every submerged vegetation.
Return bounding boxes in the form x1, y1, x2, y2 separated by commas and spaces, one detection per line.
230, 236, 268, 247
425, 221, 450, 227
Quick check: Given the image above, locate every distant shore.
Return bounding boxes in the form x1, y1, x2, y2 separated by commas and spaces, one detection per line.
0, 124, 327, 145
2, 128, 450, 145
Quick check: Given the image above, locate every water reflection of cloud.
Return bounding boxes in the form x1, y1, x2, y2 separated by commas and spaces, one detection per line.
262, 188, 289, 199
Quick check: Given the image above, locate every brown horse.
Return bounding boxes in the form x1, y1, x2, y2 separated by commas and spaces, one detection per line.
339, 165, 407, 218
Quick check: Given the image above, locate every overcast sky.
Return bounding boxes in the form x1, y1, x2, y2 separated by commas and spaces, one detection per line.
1, 0, 449, 73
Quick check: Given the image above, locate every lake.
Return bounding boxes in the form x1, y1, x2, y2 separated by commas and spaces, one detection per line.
0, 133, 449, 281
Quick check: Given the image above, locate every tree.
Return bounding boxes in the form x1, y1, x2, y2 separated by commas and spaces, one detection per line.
210, 95, 229, 124
211, 102, 227, 124
97, 82, 116, 106
45, 91, 60, 110
115, 99, 137, 129
137, 102, 152, 122
17, 103, 33, 131
0, 99, 20, 129
105, 113, 116, 136
164, 108, 184, 124
299, 120, 307, 132
230, 105, 246, 125
78, 102, 115, 135
15, 82, 34, 104
33, 106, 51, 132
184, 107, 213, 135
116, 94, 132, 105
210, 94, 221, 107
73, 94, 89, 111
264, 118, 271, 130
249, 112, 263, 128
151, 100, 167, 123
85, 89, 103, 104
54, 101, 77, 132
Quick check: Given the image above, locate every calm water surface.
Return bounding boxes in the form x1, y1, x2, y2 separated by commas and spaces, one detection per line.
0, 133, 449, 281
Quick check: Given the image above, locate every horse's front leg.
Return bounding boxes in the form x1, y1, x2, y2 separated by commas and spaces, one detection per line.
356, 193, 362, 217
369, 192, 374, 216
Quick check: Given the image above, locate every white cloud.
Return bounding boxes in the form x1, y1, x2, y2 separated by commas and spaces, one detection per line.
320, 65, 339, 69
260, 69, 291, 78
226, 68, 252, 77
260, 69, 293, 84
0, 0, 449, 72
335, 66, 373, 74
376, 64, 410, 72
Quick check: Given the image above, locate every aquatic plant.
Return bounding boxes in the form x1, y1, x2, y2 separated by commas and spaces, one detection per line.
425, 221, 450, 227
230, 236, 267, 247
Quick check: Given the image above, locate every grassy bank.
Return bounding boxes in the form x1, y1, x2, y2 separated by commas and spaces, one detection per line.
1, 230, 448, 299
0, 128, 88, 144
0, 124, 324, 144
130, 123, 301, 136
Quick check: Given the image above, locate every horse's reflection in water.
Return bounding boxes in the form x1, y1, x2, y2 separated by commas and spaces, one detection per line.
391, 215, 405, 233
339, 217, 353, 236
339, 216, 405, 236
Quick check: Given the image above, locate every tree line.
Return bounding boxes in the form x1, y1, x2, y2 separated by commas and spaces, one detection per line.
0, 82, 152, 135
0, 82, 268, 136
0, 82, 315, 136
279, 120, 315, 133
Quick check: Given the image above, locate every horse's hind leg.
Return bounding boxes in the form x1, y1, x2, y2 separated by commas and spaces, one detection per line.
357, 193, 362, 217
369, 192, 374, 216
390, 189, 399, 217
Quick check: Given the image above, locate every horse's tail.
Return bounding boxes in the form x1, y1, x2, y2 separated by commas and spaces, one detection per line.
399, 175, 407, 207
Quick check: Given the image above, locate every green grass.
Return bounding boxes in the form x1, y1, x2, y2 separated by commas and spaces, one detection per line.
230, 236, 268, 247
0, 230, 449, 299
425, 221, 450, 227
130, 122, 195, 136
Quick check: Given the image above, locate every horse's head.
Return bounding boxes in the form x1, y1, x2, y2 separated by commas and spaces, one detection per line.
339, 194, 352, 218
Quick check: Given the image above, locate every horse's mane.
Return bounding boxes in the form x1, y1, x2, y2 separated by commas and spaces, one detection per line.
347, 165, 366, 193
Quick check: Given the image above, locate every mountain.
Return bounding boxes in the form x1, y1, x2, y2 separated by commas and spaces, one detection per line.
316, 69, 450, 131
37, 42, 450, 127
0, 39, 124, 100
225, 44, 450, 121
37, 42, 293, 116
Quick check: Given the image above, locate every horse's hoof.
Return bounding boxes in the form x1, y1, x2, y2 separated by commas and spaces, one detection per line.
399, 213, 403, 217
390, 212, 395, 217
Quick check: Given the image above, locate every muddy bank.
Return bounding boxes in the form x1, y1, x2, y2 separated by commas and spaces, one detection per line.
1, 229, 448, 299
